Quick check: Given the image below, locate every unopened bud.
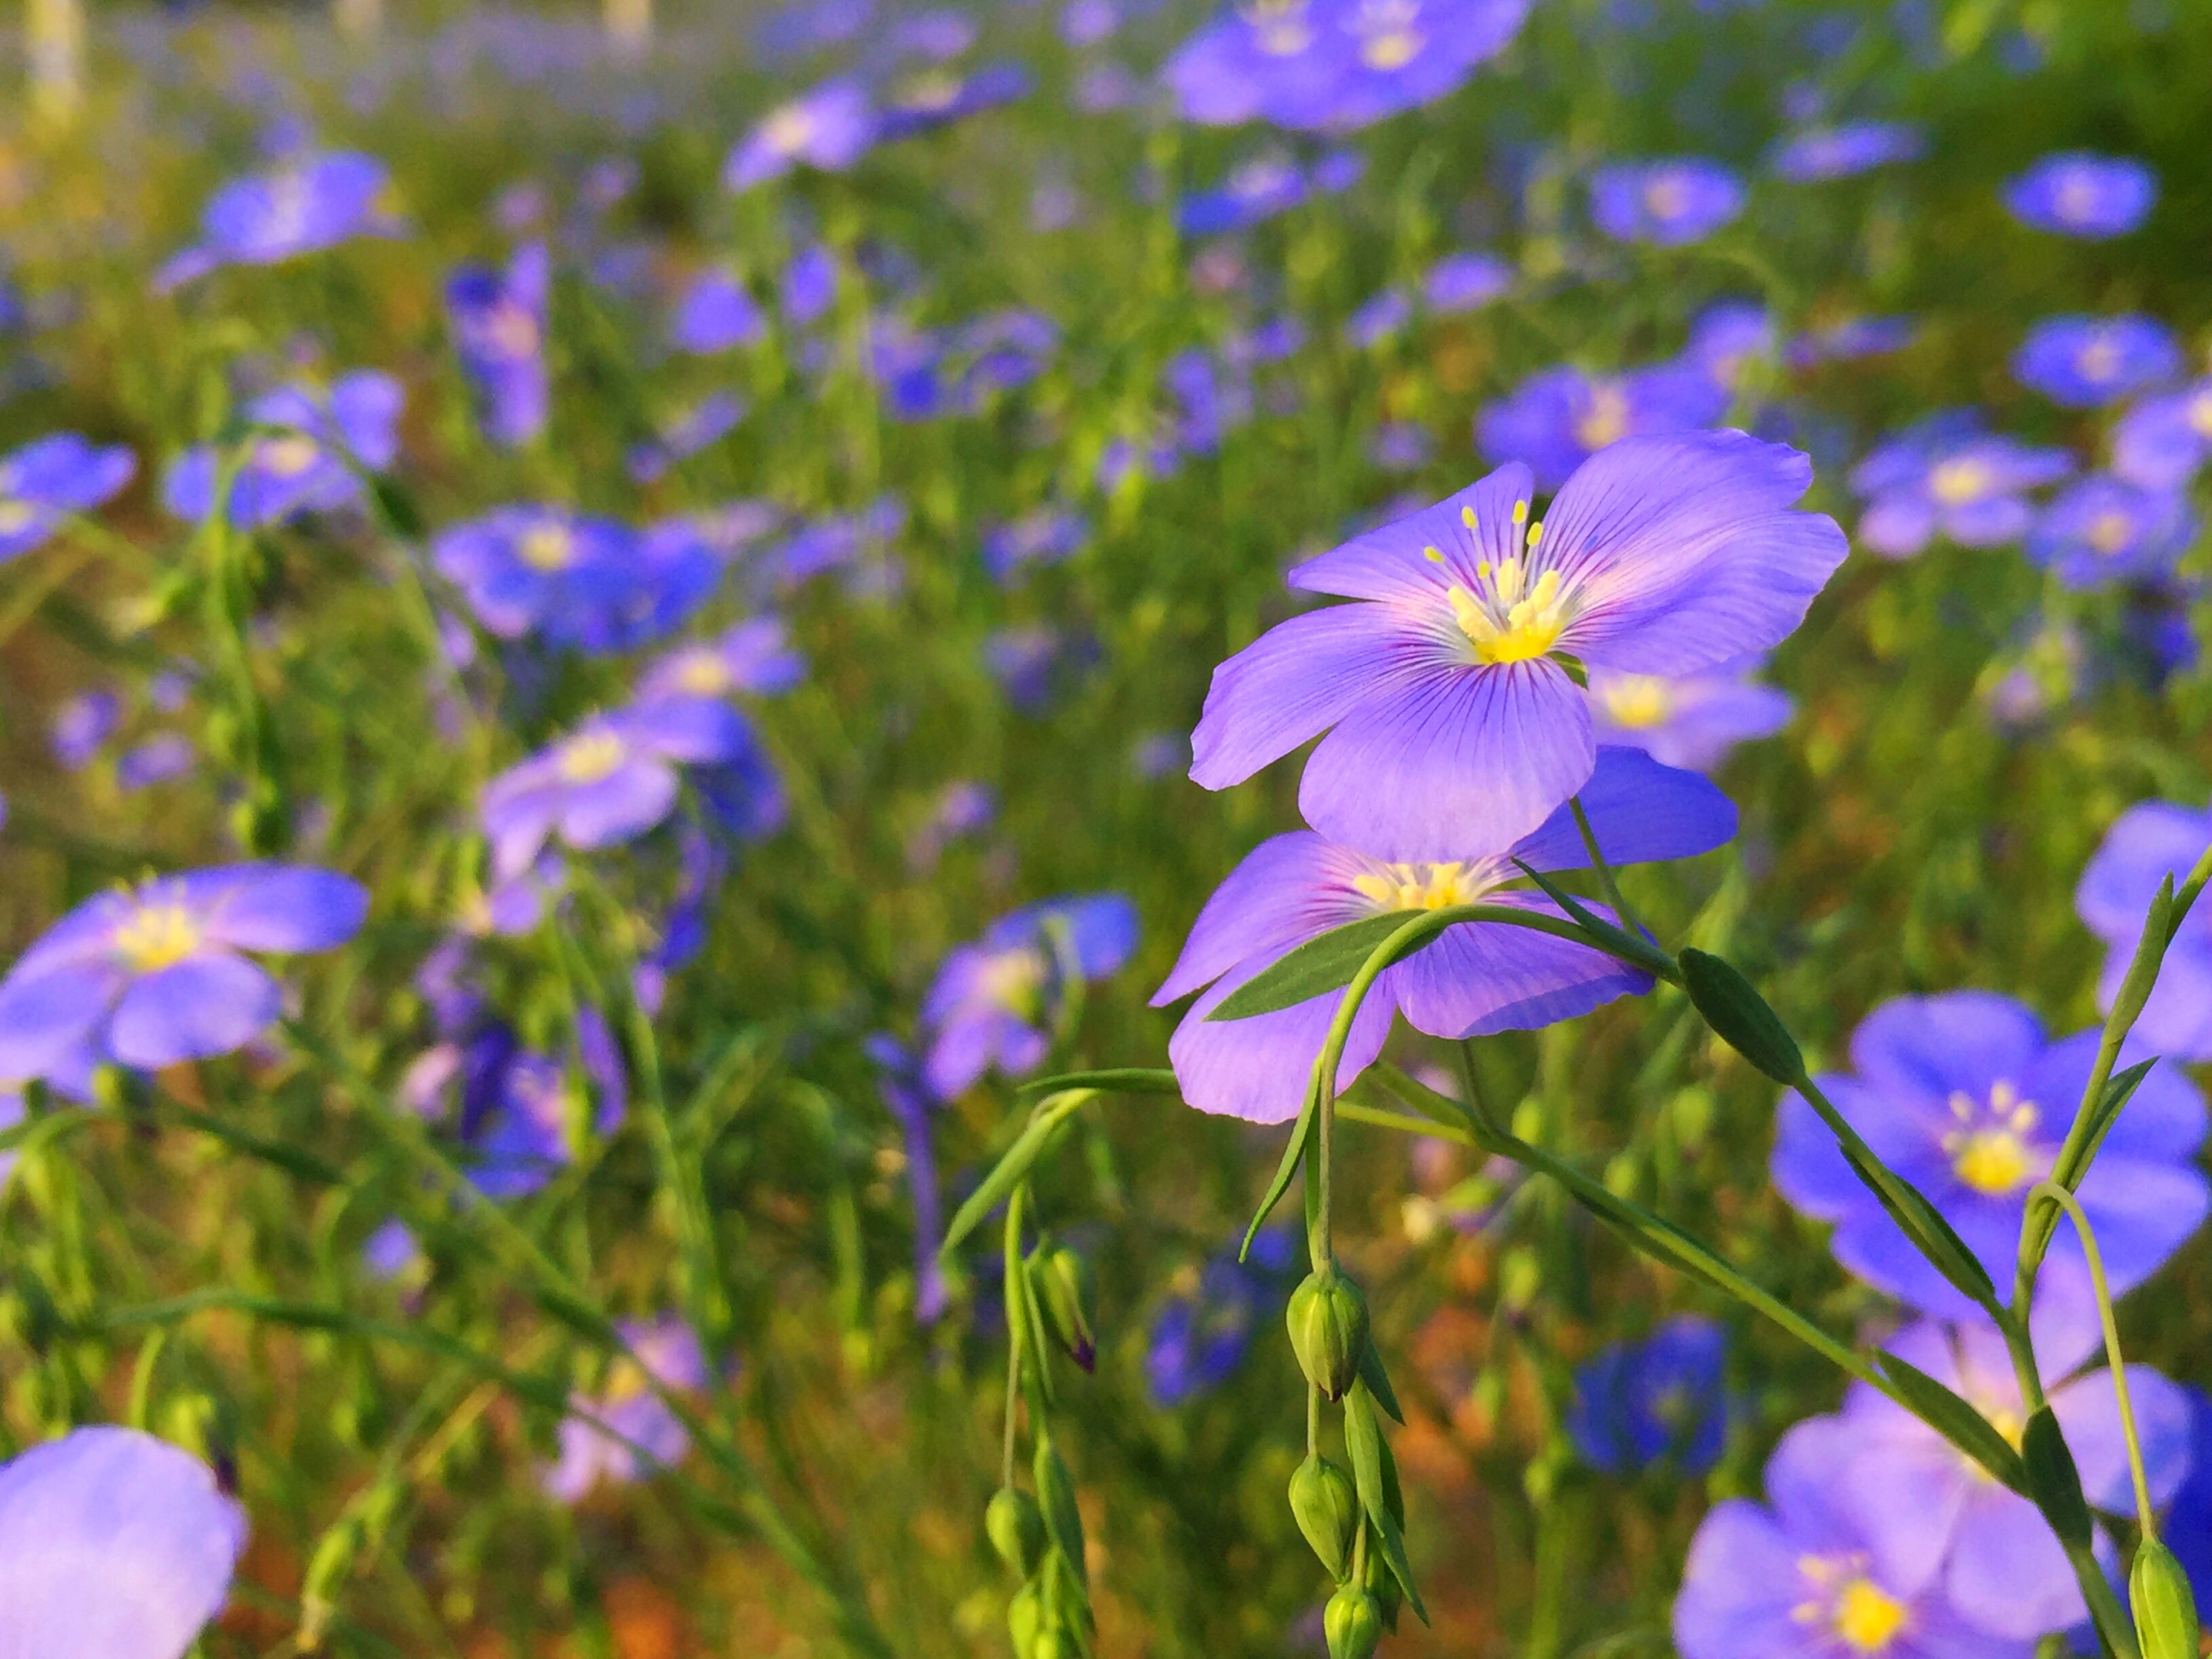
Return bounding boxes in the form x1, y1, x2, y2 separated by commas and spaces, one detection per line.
1031, 1630, 1070, 1659
2131, 1537, 2201, 1659
1007, 1578, 1044, 1659
1289, 1455, 1359, 1581
1324, 1584, 1383, 1659
1361, 1537, 1402, 1633
1286, 1267, 1369, 1401
1026, 1244, 1098, 1372
987, 1487, 1048, 1578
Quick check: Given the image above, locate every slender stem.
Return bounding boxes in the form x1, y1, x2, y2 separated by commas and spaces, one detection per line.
1307, 1384, 1321, 1458
2031, 1182, 2157, 1537
1002, 1184, 1028, 1488
1568, 796, 1642, 938
1455, 1038, 1500, 1135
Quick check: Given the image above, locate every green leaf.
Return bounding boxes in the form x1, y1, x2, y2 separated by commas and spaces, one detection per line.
1343, 1384, 1428, 1624
1015, 1068, 1181, 1098
2022, 1406, 2094, 1550
1240, 1084, 1316, 1261
2108, 876, 2176, 1035
1677, 949, 1803, 1084
1842, 1142, 1997, 1310
1877, 1350, 2025, 1492
1034, 1435, 1089, 1584
1209, 914, 1412, 1020
939, 1092, 1094, 1260
1357, 1340, 1405, 1426
1512, 863, 1680, 982
2028, 1058, 2160, 1266
369, 475, 426, 541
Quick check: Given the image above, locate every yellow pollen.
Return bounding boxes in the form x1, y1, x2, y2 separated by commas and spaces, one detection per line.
979, 948, 1047, 1013
1833, 1580, 1908, 1653
899, 71, 961, 112
1599, 673, 1674, 730
557, 730, 628, 784
1947, 1129, 2033, 1194
258, 435, 321, 478
676, 653, 730, 695
1448, 565, 1569, 664
603, 1356, 651, 1403
1244, 0, 1313, 54
2086, 511, 2134, 555
1361, 26, 1422, 67
1351, 862, 1480, 911
1460, 505, 1478, 531
1575, 384, 1631, 451
2189, 390, 2212, 438
0, 498, 35, 535
518, 522, 575, 571
1511, 498, 1528, 525
1928, 457, 1993, 507
112, 901, 201, 973
763, 104, 818, 154
1423, 545, 1445, 564
1526, 519, 1544, 548
1644, 175, 1691, 220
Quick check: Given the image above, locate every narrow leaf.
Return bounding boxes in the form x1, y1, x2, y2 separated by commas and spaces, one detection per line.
1357, 1341, 1405, 1426
1842, 1143, 1997, 1309
1677, 949, 1803, 1084
1877, 1350, 2025, 1491
1209, 914, 1410, 1020
2029, 1058, 2161, 1264
2021, 1406, 2094, 1550
1241, 1083, 1318, 1261
1016, 1068, 1181, 1097
939, 1093, 1092, 1260
1343, 1385, 1428, 1623
1513, 862, 1680, 982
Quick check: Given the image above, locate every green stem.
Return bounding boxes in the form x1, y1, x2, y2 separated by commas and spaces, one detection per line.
1003, 1184, 1028, 1488
2030, 1182, 2157, 1537
1568, 796, 1642, 939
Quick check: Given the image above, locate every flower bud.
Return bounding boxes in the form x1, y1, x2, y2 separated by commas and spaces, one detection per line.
1324, 1584, 1383, 1659
1026, 1244, 1098, 1372
1288, 1455, 1359, 1581
2131, 1537, 2200, 1659
1286, 1267, 1369, 1401
1362, 1537, 1403, 1634
1007, 1578, 1044, 1659
987, 1487, 1048, 1578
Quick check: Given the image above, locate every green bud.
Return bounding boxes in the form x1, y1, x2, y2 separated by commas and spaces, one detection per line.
1026, 1244, 1098, 1372
1007, 1579, 1044, 1659
1323, 1584, 1383, 1659
1034, 1435, 1088, 1579
2131, 1538, 2200, 1659
1289, 1455, 1359, 1581
1677, 949, 1805, 1084
1031, 1630, 1069, 1659
1286, 1267, 1369, 1401
988, 1488, 1048, 1578
1361, 1536, 1403, 1634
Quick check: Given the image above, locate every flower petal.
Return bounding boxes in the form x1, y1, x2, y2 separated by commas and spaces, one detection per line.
1287, 463, 1535, 602
106, 953, 280, 1068
1505, 745, 1738, 872
1153, 833, 1379, 1004
557, 760, 679, 849
0, 959, 124, 1081
1168, 965, 1394, 1125
199, 865, 368, 953
1392, 899, 1648, 1039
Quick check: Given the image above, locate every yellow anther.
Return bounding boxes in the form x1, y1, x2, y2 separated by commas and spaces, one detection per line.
1512, 498, 1529, 525
1423, 545, 1445, 563
557, 730, 627, 783
1460, 505, 1478, 531
1832, 1580, 1908, 1653
113, 901, 202, 973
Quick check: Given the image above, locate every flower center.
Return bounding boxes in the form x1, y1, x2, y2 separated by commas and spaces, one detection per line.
763, 104, 817, 155
2189, 389, 2212, 438
1574, 383, 1631, 451
2055, 175, 2098, 224
1832, 1580, 1909, 1652
259, 435, 321, 478
263, 172, 313, 241
2075, 338, 2121, 383
518, 522, 575, 571
1351, 861, 1485, 912
675, 651, 730, 695
2086, 510, 2134, 555
1597, 673, 1674, 729
557, 730, 628, 783
1354, 2, 1425, 69
1928, 456, 1993, 506
1243, 0, 1313, 54
1643, 174, 1690, 221
978, 947, 1047, 1015
0, 498, 35, 535
485, 302, 540, 359
1941, 1080, 2044, 1194
899, 71, 961, 113
112, 901, 202, 973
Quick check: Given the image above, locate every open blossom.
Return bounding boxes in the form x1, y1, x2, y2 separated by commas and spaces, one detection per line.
1190, 432, 1846, 860
545, 1318, 710, 1502
724, 81, 876, 191
1771, 990, 2207, 1318
447, 241, 550, 448
2003, 151, 2157, 238
432, 505, 635, 646
2025, 474, 2195, 589
157, 151, 400, 290
2111, 377, 2212, 488
1157, 749, 1734, 1122
1568, 1314, 1729, 1477
0, 1426, 248, 1659
636, 619, 804, 705
2076, 800, 2212, 1061
0, 434, 136, 561
0, 864, 367, 1078
1849, 413, 2071, 558
164, 372, 403, 529
1476, 363, 1727, 489
671, 267, 767, 354
1770, 121, 1924, 181
920, 893, 1137, 1098
1147, 1229, 1296, 1406
2012, 313, 2181, 409
1588, 158, 1746, 246
1674, 1411, 2038, 1659
1588, 657, 1793, 772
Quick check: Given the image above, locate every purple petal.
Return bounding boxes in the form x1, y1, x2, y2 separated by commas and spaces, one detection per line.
1168, 965, 1394, 1125
618, 696, 748, 764
1506, 746, 1738, 871
557, 759, 679, 849
198, 865, 368, 953
1846, 991, 2045, 1101
1670, 1501, 1813, 1659
1287, 463, 1536, 603
107, 954, 281, 1068
1153, 833, 1379, 1004
1392, 899, 1648, 1039
0, 960, 123, 1080
1943, 1486, 2083, 1638
2051, 1363, 2195, 1511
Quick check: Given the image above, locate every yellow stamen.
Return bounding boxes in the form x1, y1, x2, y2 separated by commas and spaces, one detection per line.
112, 901, 202, 973
518, 522, 576, 571
1448, 566, 1569, 664
258, 435, 321, 478
557, 730, 627, 784
1833, 1580, 1909, 1652
1575, 384, 1630, 451
2086, 511, 2134, 555
0, 499, 35, 535
1598, 673, 1674, 730
676, 652, 730, 695
1350, 862, 1482, 912
1928, 457, 1993, 507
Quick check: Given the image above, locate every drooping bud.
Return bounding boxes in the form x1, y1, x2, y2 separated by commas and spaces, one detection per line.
1007, 1578, 1045, 1659
1026, 1244, 1098, 1372
1288, 1455, 1359, 1581
1286, 1267, 1369, 1401
2131, 1538, 2201, 1659
988, 1487, 1048, 1578
1324, 1584, 1384, 1659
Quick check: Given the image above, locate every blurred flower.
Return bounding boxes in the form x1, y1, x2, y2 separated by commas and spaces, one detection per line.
670, 268, 767, 354
724, 81, 876, 191
1769, 121, 1924, 181
2004, 152, 2157, 238
362, 1218, 422, 1282
692, 720, 790, 845
1588, 158, 1745, 246
2076, 800, 2212, 1061
628, 392, 748, 483
0, 863, 367, 1077
1344, 286, 1412, 349
1770, 989, 2207, 1317
1369, 421, 1433, 471
1177, 151, 1306, 237
1849, 412, 2071, 558
1194, 434, 1842, 858
868, 1032, 952, 1323
982, 508, 1088, 583
877, 62, 1030, 141
984, 625, 1072, 713
1674, 1412, 2035, 1659
0, 1426, 247, 1658
1422, 249, 1512, 313
49, 690, 120, 770
1567, 1314, 1728, 1476
432, 505, 634, 646
1061, 0, 1118, 44
2112, 378, 2212, 489
1147, 1230, 1297, 1405
1786, 314, 1917, 367
164, 372, 403, 529
1588, 658, 1792, 771
480, 699, 756, 878
2025, 475, 2195, 589
1684, 301, 1781, 397
1476, 361, 1727, 488
1157, 749, 1731, 1121
0, 434, 136, 562
446, 241, 549, 448
637, 620, 804, 705
116, 735, 195, 792
545, 1319, 710, 1502
920, 893, 1138, 1098
157, 150, 399, 289
782, 246, 840, 328
907, 781, 997, 874
469, 1051, 578, 1198
2012, 314, 2181, 409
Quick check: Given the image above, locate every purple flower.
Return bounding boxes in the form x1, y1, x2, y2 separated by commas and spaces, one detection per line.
481, 700, 753, 879
362, 1218, 422, 1281
984, 625, 1074, 713
469, 1051, 575, 1198
2013, 314, 2181, 409
0, 863, 367, 1078
50, 690, 120, 770
1770, 121, 1925, 181
1674, 1412, 2038, 1659
1157, 749, 1734, 1122
1369, 421, 1434, 472
877, 62, 1030, 141
164, 373, 403, 530
982, 508, 1088, 583
1685, 302, 1781, 396
1177, 152, 1308, 237
2077, 800, 2212, 1061
1476, 362, 1728, 489
545, 1317, 710, 1502
1191, 432, 1844, 859
627, 392, 748, 484
637, 620, 804, 705
1162, 0, 1343, 127
0, 1426, 247, 1657
1147, 1230, 1296, 1405
1588, 658, 1792, 771
1786, 314, 1918, 368
1770, 990, 2207, 1318
1849, 413, 2071, 558
431, 505, 634, 647
906, 780, 998, 872
591, 520, 720, 652
724, 81, 876, 191
1344, 286, 1412, 349
869, 1033, 952, 1323
2026, 475, 2196, 589
921, 894, 1138, 1098
2004, 152, 2157, 239
446, 241, 550, 449
1589, 159, 1746, 246
782, 246, 840, 329
0, 434, 137, 561
116, 735, 196, 792
1789, 1313, 2194, 1641
1422, 249, 1512, 313
157, 151, 399, 289
670, 268, 767, 354
1567, 1314, 1728, 1475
